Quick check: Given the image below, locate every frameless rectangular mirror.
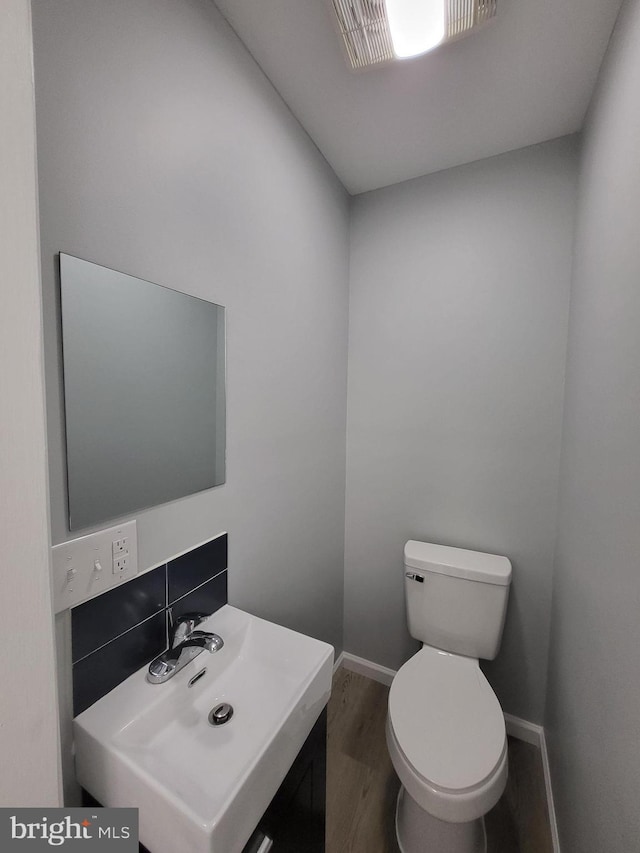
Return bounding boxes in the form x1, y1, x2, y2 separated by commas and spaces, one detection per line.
60, 254, 225, 530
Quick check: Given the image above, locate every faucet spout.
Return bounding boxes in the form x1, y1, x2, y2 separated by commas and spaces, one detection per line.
164, 632, 224, 663
147, 623, 224, 684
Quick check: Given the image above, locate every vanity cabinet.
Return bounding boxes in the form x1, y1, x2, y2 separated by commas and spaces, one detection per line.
241, 708, 327, 853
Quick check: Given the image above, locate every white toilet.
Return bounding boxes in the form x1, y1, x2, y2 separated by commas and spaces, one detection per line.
386, 540, 512, 853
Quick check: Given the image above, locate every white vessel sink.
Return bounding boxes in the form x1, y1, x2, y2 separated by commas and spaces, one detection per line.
74, 605, 334, 853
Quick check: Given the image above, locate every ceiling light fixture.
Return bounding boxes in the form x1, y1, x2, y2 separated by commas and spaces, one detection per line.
331, 0, 497, 70
385, 0, 445, 58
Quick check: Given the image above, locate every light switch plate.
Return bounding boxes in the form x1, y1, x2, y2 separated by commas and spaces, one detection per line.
51, 520, 138, 612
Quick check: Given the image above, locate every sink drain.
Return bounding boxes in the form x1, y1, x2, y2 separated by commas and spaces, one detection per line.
208, 702, 234, 726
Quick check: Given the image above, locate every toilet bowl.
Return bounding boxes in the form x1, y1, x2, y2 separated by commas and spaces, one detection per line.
387, 647, 507, 851
387, 541, 512, 853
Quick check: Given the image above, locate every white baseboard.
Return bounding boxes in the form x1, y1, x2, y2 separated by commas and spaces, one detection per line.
340, 651, 396, 686
333, 651, 345, 675
337, 652, 560, 852
504, 712, 543, 746
539, 728, 561, 853
503, 714, 560, 853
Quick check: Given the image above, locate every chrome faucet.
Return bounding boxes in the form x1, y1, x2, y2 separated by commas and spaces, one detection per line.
170, 612, 210, 648
147, 612, 224, 684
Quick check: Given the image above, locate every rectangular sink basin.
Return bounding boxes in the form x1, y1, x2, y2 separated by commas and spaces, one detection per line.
74, 605, 334, 853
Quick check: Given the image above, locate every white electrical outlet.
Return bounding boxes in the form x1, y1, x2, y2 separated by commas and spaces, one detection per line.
112, 537, 128, 556
51, 520, 138, 612
112, 534, 130, 575
113, 553, 130, 575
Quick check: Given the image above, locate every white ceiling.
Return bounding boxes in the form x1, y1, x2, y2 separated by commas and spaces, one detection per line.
213, 0, 623, 194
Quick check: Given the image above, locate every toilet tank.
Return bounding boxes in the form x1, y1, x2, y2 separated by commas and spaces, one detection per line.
404, 541, 512, 660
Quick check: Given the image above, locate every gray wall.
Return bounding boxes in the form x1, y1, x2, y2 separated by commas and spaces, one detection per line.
0, 0, 61, 807
545, 0, 640, 848
33, 0, 349, 649
344, 139, 578, 723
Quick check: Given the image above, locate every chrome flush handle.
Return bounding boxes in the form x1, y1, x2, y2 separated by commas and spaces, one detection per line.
405, 572, 424, 583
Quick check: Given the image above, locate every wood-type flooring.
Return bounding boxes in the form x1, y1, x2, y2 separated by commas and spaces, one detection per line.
326, 667, 554, 853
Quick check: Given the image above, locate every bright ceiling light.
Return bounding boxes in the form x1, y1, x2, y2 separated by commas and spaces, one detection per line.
385, 0, 446, 58
331, 0, 497, 71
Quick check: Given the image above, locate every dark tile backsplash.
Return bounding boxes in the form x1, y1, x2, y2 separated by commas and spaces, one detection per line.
73, 612, 167, 716
72, 566, 166, 663
168, 534, 227, 603
72, 533, 228, 716
170, 572, 228, 622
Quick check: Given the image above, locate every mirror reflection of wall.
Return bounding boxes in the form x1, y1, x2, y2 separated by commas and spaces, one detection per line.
60, 254, 226, 530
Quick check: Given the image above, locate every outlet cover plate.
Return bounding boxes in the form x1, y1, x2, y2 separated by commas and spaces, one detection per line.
51, 520, 138, 612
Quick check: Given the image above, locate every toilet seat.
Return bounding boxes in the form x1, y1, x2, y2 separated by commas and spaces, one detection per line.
387, 645, 508, 823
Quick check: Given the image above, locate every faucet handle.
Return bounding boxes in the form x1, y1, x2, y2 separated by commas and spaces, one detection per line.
169, 611, 211, 647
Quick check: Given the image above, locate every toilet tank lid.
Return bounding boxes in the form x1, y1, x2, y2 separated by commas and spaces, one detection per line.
404, 541, 512, 586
